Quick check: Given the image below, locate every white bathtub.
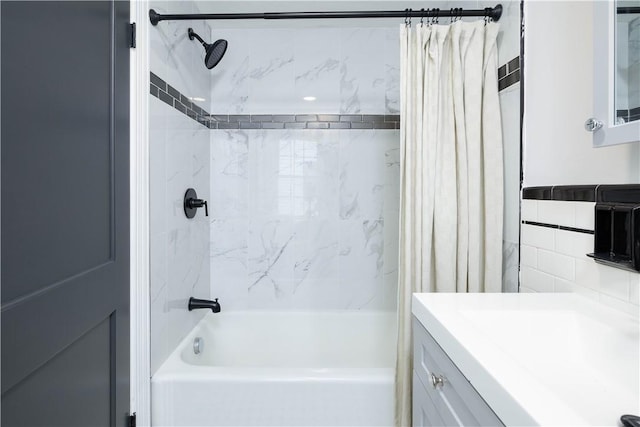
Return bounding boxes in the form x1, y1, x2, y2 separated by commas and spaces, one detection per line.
151, 311, 396, 427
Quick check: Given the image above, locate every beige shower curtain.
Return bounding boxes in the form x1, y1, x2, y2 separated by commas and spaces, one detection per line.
395, 20, 503, 426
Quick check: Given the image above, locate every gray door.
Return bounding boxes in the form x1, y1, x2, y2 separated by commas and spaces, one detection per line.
1, 1, 130, 425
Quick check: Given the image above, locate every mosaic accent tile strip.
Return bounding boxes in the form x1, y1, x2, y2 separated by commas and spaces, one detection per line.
150, 72, 212, 128
205, 114, 400, 130
498, 56, 520, 92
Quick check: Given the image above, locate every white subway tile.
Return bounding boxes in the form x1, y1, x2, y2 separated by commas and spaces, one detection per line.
574, 286, 601, 303
629, 274, 640, 305
554, 229, 593, 259
521, 224, 555, 250
553, 277, 574, 292
537, 200, 574, 228
596, 265, 630, 301
538, 250, 575, 281
520, 244, 537, 268
599, 293, 640, 317
521, 199, 537, 222
574, 202, 595, 231
519, 286, 537, 293
521, 266, 554, 292
575, 259, 600, 291
554, 278, 600, 301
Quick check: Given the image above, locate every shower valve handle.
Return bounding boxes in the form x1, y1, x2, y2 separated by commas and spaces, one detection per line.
183, 188, 208, 218
187, 198, 209, 216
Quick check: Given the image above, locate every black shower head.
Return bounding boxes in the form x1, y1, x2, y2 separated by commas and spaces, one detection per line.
188, 28, 228, 70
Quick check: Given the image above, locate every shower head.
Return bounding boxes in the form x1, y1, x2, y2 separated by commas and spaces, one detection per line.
188, 28, 228, 70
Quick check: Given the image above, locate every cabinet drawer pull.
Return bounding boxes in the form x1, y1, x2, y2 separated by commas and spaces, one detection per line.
430, 373, 445, 388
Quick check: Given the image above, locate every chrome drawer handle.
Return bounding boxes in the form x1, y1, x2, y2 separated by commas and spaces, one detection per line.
430, 373, 445, 388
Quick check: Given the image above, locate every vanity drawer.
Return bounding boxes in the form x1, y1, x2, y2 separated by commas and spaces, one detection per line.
413, 371, 447, 427
412, 317, 503, 427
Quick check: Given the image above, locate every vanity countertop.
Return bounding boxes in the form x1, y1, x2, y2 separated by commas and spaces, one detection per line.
412, 293, 640, 426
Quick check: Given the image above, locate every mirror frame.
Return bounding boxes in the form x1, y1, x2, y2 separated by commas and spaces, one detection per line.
593, 0, 640, 147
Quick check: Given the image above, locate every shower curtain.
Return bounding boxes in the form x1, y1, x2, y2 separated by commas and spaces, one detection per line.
395, 20, 503, 426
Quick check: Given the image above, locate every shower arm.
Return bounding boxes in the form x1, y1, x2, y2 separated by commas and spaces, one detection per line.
188, 29, 207, 46
150, 5, 503, 26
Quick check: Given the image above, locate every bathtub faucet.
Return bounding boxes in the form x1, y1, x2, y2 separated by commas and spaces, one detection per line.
188, 297, 221, 313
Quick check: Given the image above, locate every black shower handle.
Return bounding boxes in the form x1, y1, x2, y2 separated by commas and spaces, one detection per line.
183, 188, 208, 218
187, 198, 209, 216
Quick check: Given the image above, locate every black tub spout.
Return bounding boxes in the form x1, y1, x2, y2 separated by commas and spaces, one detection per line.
188, 297, 221, 313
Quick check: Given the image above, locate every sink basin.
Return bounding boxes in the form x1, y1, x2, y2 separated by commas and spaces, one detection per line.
412, 293, 640, 426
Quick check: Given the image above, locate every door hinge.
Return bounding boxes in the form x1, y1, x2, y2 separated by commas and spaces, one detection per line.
129, 23, 136, 48
128, 412, 136, 427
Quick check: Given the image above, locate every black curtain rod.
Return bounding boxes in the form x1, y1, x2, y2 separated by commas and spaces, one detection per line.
149, 5, 503, 26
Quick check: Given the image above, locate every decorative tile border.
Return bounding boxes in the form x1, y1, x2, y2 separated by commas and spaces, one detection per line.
206, 113, 400, 130
522, 186, 553, 200
597, 185, 640, 203
498, 56, 520, 92
150, 72, 212, 127
522, 184, 640, 203
150, 72, 400, 130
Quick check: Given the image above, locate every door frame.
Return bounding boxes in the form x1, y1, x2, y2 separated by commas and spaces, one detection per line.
130, 0, 151, 424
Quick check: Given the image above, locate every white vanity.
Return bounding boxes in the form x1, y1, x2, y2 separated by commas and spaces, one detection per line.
412, 293, 640, 426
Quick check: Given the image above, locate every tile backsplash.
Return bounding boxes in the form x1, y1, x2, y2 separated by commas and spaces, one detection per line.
520, 187, 640, 316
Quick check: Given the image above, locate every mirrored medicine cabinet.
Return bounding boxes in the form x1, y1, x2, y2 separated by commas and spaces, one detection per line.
589, 0, 640, 147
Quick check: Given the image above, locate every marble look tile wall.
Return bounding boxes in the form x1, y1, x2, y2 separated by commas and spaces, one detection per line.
150, 1, 211, 105
208, 27, 399, 115
206, 23, 400, 310
150, 96, 211, 375
149, 0, 211, 375
209, 129, 399, 310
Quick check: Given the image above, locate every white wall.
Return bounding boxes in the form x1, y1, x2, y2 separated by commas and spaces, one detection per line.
148, 0, 212, 375
523, 1, 640, 186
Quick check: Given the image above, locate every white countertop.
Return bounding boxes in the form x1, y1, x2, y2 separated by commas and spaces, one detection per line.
412, 293, 640, 427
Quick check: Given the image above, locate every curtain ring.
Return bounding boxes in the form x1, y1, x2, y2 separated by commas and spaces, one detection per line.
449, 8, 454, 24
420, 8, 425, 27
435, 8, 440, 24
408, 8, 412, 27
404, 8, 408, 26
